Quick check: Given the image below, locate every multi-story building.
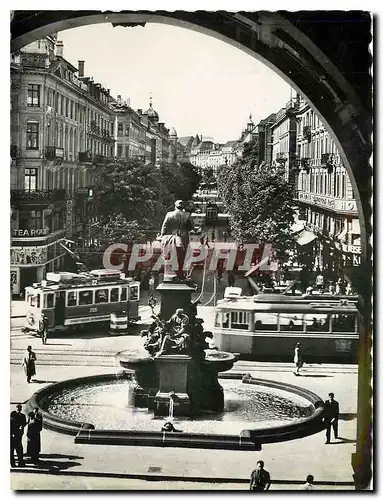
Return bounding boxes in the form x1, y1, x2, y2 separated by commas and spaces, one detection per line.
10, 36, 114, 293
293, 96, 361, 276
270, 99, 299, 183
237, 113, 276, 165
189, 139, 239, 174
112, 97, 146, 162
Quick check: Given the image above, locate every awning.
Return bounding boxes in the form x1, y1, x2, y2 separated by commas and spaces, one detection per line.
290, 222, 306, 234
295, 229, 317, 246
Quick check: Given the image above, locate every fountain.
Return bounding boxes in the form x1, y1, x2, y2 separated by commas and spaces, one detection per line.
24, 201, 326, 450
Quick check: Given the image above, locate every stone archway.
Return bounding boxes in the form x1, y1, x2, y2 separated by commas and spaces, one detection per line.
10, 10, 372, 489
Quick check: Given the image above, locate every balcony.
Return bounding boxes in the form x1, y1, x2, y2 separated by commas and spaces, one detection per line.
45, 146, 64, 160
276, 152, 287, 164
79, 151, 93, 163
11, 189, 66, 206
300, 158, 312, 171
321, 153, 335, 172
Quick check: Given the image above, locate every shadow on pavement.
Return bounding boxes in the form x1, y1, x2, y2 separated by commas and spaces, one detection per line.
31, 380, 57, 384
335, 437, 357, 444
39, 454, 84, 460
301, 374, 333, 378
25, 456, 82, 471
339, 413, 357, 421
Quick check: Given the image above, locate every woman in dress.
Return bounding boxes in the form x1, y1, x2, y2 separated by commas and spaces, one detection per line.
22, 345, 36, 383
294, 342, 303, 376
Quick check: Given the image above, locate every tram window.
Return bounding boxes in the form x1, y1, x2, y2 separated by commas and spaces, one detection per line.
120, 287, 127, 301
79, 290, 93, 305
45, 293, 54, 308
110, 287, 119, 303
231, 311, 249, 330
279, 313, 304, 332
95, 288, 109, 303
130, 286, 139, 301
305, 314, 329, 332
222, 313, 230, 328
254, 312, 278, 331
67, 291, 77, 306
30, 295, 37, 307
332, 314, 355, 332
36, 295, 41, 308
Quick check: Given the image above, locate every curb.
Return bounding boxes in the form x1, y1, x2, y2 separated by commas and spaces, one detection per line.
9, 468, 355, 486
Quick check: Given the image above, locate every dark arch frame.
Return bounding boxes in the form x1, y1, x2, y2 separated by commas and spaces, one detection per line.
10, 10, 372, 489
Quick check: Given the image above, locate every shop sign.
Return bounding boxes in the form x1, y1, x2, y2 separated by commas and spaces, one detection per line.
13, 227, 50, 238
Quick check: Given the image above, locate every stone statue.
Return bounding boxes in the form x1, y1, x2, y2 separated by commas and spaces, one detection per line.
155, 309, 190, 357
160, 200, 193, 280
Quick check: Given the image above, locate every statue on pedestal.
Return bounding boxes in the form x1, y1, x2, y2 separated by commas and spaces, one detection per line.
160, 200, 193, 281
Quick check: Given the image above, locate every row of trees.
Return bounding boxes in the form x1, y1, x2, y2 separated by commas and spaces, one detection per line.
217, 138, 296, 258
78, 159, 201, 268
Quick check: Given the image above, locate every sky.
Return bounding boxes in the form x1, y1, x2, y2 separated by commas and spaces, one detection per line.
58, 23, 293, 143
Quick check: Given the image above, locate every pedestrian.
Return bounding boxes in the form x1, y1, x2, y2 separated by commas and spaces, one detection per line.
323, 392, 340, 443
222, 231, 228, 243
228, 271, 236, 287
10, 406, 26, 467
249, 460, 271, 491
22, 345, 36, 383
301, 475, 315, 490
26, 410, 43, 464
204, 235, 210, 249
315, 273, 324, 292
39, 313, 49, 345
293, 342, 303, 375
211, 230, 216, 243
149, 274, 155, 294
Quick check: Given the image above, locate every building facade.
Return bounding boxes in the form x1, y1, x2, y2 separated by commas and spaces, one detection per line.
293, 97, 361, 276
10, 37, 181, 293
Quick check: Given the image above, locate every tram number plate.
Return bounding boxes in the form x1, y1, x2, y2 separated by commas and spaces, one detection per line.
335, 339, 352, 352
89, 307, 98, 313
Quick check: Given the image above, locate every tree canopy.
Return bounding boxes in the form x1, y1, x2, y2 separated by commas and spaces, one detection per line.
217, 139, 296, 256
79, 158, 201, 267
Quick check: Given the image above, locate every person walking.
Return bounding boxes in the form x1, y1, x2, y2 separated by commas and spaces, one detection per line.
293, 342, 303, 376
148, 275, 155, 295
39, 313, 49, 345
26, 410, 43, 464
249, 460, 271, 491
228, 271, 236, 287
22, 345, 36, 383
301, 475, 315, 490
323, 392, 340, 443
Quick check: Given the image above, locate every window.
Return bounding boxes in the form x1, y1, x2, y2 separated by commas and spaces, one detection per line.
254, 312, 278, 331
65, 98, 69, 117
67, 291, 77, 306
230, 311, 249, 330
26, 121, 39, 150
331, 314, 356, 333
95, 288, 109, 303
117, 123, 123, 136
125, 146, 129, 158
61, 96, 64, 115
19, 209, 42, 230
45, 293, 55, 308
70, 100, 74, 120
117, 144, 123, 157
79, 290, 93, 305
279, 313, 304, 332
27, 84, 40, 107
120, 287, 127, 301
24, 168, 37, 191
47, 90, 53, 107
110, 288, 119, 302
129, 286, 139, 301
305, 314, 329, 332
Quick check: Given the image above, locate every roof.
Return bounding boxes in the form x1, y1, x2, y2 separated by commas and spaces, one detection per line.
178, 136, 194, 147
223, 140, 238, 147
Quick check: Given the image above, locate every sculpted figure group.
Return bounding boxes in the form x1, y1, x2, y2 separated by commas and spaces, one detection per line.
141, 307, 212, 359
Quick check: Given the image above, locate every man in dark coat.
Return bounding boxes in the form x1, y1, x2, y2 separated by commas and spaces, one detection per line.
323, 392, 340, 443
11, 405, 26, 467
249, 460, 271, 491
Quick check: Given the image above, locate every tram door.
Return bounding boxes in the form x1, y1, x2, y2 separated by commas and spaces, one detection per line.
55, 291, 66, 326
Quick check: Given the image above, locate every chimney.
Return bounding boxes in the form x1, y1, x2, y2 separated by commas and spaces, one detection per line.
78, 60, 85, 77
56, 40, 64, 58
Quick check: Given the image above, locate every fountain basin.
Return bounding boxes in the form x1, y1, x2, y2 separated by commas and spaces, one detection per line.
25, 372, 325, 451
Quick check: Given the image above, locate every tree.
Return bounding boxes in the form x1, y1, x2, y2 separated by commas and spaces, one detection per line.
217, 139, 296, 256
160, 161, 201, 202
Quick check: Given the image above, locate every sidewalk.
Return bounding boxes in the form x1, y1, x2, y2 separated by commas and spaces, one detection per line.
10, 361, 357, 490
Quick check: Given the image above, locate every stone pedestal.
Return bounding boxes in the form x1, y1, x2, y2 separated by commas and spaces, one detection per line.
156, 282, 194, 320
154, 355, 191, 417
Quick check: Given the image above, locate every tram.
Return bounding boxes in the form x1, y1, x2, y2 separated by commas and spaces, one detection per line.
212, 292, 359, 362
23, 269, 140, 333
